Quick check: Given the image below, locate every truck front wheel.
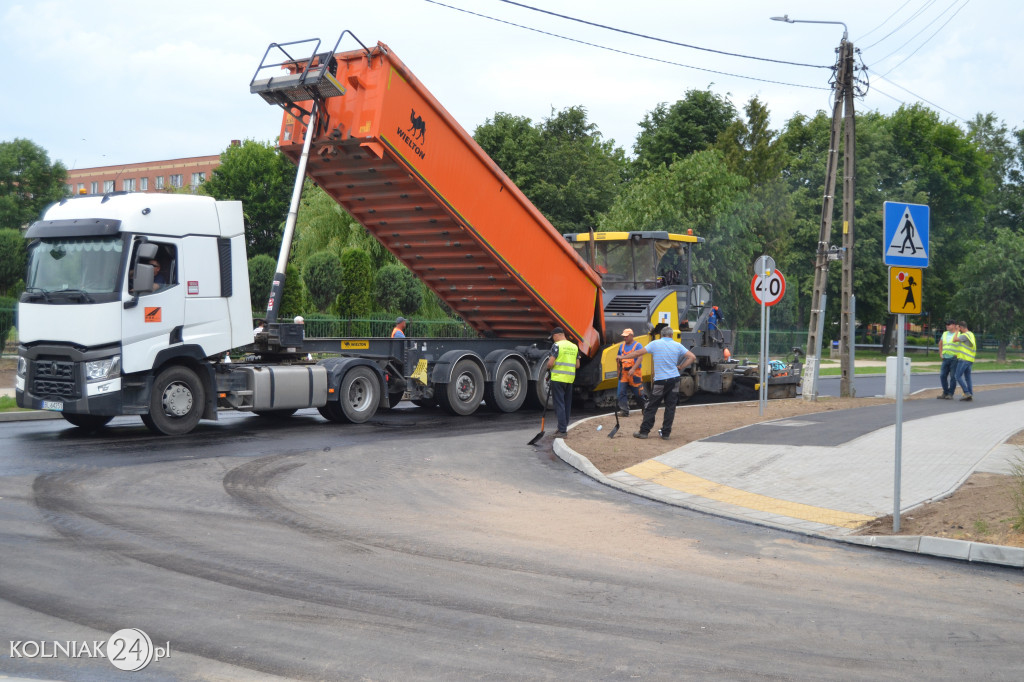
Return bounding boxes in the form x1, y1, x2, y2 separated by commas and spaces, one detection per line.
142, 365, 205, 436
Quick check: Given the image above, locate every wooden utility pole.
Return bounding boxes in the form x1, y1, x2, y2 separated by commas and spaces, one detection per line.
802, 38, 856, 400
839, 41, 856, 398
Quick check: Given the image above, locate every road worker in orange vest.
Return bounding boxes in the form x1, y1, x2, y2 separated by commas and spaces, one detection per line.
616, 328, 647, 417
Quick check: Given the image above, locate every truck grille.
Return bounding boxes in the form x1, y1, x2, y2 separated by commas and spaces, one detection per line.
32, 359, 79, 399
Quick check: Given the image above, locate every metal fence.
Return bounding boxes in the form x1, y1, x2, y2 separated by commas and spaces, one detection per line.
268, 313, 477, 340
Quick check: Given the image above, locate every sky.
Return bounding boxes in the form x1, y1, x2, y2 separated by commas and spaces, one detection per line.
1, 0, 1020, 170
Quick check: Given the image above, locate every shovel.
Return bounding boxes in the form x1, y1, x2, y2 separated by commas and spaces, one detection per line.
607, 409, 620, 438
528, 376, 552, 445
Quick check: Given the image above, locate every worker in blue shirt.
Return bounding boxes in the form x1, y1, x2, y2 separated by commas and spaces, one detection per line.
620, 324, 695, 440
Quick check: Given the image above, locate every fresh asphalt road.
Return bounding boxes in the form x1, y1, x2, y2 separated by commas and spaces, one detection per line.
1, 399, 1022, 680
815, 369, 1024, 397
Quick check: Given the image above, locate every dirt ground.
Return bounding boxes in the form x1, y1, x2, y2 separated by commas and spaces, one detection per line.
561, 383, 1024, 547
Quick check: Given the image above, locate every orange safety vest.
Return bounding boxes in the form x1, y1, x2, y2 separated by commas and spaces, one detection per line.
618, 341, 643, 387
391, 326, 405, 338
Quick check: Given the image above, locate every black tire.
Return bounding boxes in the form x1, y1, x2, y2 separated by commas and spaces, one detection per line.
61, 413, 113, 431
525, 371, 550, 410
484, 358, 528, 413
143, 365, 205, 436
411, 396, 437, 408
337, 366, 380, 423
317, 401, 345, 423
254, 409, 298, 418
437, 358, 484, 416
386, 389, 406, 409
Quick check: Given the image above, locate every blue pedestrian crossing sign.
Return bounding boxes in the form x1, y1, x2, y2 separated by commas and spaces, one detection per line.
883, 201, 929, 267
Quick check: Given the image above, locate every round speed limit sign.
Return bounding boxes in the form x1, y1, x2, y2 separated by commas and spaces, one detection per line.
751, 269, 786, 306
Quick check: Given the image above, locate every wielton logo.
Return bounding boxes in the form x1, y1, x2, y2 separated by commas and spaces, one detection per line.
409, 109, 426, 143
396, 108, 427, 160
144, 307, 162, 323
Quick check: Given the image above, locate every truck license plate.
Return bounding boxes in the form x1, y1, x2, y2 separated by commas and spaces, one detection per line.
41, 400, 64, 411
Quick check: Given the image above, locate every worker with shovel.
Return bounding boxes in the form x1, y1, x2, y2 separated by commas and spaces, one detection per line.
547, 327, 580, 438
616, 328, 647, 417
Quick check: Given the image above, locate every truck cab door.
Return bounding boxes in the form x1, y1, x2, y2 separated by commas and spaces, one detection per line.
122, 240, 185, 373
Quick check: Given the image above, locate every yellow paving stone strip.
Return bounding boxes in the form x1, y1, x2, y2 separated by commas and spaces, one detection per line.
623, 460, 875, 530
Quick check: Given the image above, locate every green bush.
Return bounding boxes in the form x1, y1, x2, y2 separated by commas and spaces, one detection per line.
374, 264, 423, 316
303, 250, 344, 312
0, 296, 16, 350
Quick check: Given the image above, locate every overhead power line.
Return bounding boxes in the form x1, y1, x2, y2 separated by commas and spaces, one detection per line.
495, 0, 830, 69
860, 0, 940, 50
855, 0, 915, 43
424, 0, 829, 90
876, 0, 969, 77
872, 73, 967, 121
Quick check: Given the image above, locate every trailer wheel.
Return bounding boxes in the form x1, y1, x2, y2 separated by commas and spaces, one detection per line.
338, 366, 379, 423
61, 413, 113, 431
438, 358, 484, 416
144, 365, 205, 435
525, 371, 550, 410
679, 374, 696, 401
484, 358, 528, 413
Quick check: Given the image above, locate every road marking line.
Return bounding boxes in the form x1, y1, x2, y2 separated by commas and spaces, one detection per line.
623, 460, 875, 529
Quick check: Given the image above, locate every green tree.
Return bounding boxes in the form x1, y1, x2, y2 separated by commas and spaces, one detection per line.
0, 139, 68, 230
600, 149, 761, 327
0, 229, 27, 296
303, 250, 344, 312
633, 90, 737, 173
474, 112, 544, 190
201, 140, 296, 258
337, 247, 373, 317
475, 106, 626, 233
374, 264, 423, 316
247, 254, 276, 313
950, 228, 1024, 361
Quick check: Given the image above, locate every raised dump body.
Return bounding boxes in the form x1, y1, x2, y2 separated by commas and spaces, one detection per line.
255, 40, 603, 355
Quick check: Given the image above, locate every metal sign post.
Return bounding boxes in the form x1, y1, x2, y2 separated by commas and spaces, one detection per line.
752, 256, 776, 416
894, 314, 905, 532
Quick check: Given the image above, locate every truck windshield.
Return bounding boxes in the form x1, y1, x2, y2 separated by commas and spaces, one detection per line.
25, 237, 124, 295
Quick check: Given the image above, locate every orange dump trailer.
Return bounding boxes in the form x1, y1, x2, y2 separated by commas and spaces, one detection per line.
258, 40, 603, 356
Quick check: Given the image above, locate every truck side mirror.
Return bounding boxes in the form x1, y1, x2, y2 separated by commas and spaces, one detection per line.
124, 262, 155, 309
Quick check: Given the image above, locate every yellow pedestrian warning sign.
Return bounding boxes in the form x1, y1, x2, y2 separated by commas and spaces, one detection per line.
888, 267, 922, 315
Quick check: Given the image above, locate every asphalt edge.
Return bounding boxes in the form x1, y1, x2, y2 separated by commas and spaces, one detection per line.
553, 412, 1024, 570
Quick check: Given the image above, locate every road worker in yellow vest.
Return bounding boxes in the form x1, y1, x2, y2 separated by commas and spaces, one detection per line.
546, 327, 580, 438
936, 319, 959, 400
952, 320, 976, 401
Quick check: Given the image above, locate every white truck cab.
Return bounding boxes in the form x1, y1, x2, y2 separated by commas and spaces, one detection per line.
17, 193, 254, 433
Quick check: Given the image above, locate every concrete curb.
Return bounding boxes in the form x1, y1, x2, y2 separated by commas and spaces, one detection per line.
553, 414, 1024, 570
0, 409, 63, 422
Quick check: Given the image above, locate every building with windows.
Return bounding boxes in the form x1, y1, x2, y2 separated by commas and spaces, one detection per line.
65, 144, 238, 196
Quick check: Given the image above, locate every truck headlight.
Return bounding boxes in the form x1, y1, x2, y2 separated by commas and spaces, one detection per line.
85, 355, 121, 381
17, 356, 27, 376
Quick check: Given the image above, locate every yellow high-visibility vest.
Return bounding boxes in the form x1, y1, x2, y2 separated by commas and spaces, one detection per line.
956, 331, 976, 363
550, 340, 579, 384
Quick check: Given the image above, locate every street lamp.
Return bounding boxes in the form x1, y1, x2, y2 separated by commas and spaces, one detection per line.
770, 15, 847, 40
771, 14, 856, 400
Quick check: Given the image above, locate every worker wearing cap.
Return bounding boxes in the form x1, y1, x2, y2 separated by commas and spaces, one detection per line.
952, 320, 976, 401
546, 327, 580, 438
615, 328, 647, 417
937, 319, 959, 399
620, 325, 695, 440
391, 317, 407, 338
